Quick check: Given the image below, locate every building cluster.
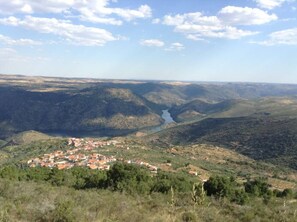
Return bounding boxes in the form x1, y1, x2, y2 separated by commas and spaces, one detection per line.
68, 138, 120, 149
27, 149, 116, 170
27, 137, 158, 173
123, 159, 158, 173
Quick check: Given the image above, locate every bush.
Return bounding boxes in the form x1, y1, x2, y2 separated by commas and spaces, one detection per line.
281, 188, 293, 198
231, 190, 249, 205
244, 178, 270, 197
52, 200, 76, 222
152, 172, 192, 194
106, 163, 152, 194
203, 176, 236, 198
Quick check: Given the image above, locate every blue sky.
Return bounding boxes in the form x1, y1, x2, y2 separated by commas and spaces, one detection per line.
0, 0, 296, 83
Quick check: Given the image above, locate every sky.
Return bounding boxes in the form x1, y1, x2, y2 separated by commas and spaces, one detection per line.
0, 0, 297, 83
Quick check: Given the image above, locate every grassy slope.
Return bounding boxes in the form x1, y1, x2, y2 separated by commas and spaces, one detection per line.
2, 178, 297, 222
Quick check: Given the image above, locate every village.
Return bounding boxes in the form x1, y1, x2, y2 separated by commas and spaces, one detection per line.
27, 138, 158, 173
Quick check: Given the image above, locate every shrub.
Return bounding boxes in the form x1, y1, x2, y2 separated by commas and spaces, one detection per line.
231, 190, 249, 205
203, 176, 236, 198
106, 163, 152, 194
52, 200, 76, 222
244, 178, 270, 197
152, 172, 192, 193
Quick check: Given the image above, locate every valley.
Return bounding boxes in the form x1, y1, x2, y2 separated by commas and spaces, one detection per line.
1, 74, 297, 221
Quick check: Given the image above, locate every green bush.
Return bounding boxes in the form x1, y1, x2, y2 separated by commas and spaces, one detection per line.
203, 176, 236, 198
106, 163, 152, 194
231, 190, 249, 205
244, 178, 270, 197
281, 188, 293, 198
152, 171, 192, 193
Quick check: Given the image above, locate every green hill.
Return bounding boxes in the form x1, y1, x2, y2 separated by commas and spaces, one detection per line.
146, 116, 297, 170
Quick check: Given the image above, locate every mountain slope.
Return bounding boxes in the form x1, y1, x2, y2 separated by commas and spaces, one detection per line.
169, 97, 297, 122
146, 116, 297, 169
0, 86, 163, 138
169, 99, 239, 121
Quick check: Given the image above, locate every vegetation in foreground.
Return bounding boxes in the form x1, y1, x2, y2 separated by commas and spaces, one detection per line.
1, 163, 297, 222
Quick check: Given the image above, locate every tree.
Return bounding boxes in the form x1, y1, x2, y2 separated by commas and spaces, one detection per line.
106, 163, 152, 194
204, 176, 235, 198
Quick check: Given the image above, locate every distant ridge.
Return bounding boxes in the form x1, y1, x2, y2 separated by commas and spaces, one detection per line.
169, 97, 297, 122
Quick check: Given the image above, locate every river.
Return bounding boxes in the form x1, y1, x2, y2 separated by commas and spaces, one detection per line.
161, 109, 175, 124
148, 109, 175, 133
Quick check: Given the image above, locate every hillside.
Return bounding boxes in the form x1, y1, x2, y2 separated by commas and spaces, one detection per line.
1, 135, 297, 222
146, 116, 297, 170
1, 135, 297, 191
0, 86, 163, 138
94, 81, 297, 107
2, 74, 297, 139
169, 99, 239, 122
5, 130, 53, 146
169, 97, 297, 122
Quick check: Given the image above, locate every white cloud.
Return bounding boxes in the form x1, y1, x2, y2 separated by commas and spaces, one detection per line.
0, 16, 117, 46
186, 34, 206, 41
165, 42, 185, 51
140, 39, 164, 47
152, 18, 161, 24
0, 0, 74, 14
111, 5, 151, 21
253, 28, 297, 45
255, 0, 290, 9
218, 6, 277, 25
0, 34, 41, 46
0, 0, 152, 25
163, 11, 259, 40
